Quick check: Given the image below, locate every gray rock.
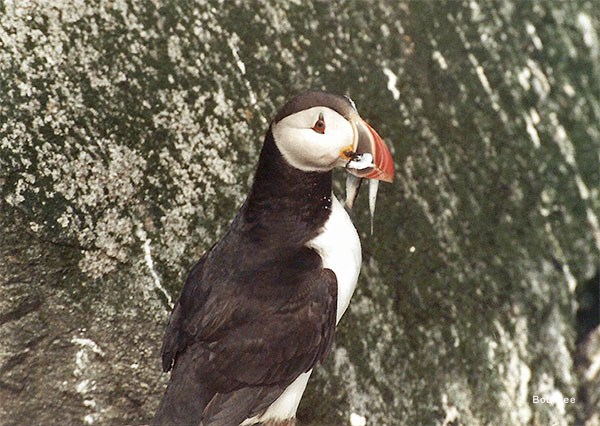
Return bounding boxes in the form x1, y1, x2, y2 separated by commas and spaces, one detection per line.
1, 1, 598, 425
577, 326, 600, 426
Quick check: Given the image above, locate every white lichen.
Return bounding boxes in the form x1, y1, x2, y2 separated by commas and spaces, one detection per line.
71, 336, 105, 425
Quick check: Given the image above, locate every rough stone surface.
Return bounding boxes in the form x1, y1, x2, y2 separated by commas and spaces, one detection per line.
577, 327, 600, 425
0, 1, 598, 425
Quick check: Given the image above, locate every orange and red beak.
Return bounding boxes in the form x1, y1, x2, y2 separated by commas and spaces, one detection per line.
345, 118, 394, 182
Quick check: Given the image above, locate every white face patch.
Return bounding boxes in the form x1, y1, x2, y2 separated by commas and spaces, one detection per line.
271, 106, 354, 172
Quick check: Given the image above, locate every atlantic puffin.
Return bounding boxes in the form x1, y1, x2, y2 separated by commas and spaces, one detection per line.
152, 90, 394, 426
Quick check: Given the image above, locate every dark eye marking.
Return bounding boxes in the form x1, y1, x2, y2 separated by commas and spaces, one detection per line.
312, 112, 326, 134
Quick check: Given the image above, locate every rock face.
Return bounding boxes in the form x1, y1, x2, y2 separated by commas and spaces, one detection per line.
1, 1, 598, 425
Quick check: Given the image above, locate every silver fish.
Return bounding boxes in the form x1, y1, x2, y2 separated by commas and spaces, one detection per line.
343, 120, 394, 234
345, 174, 363, 211
368, 178, 379, 235
344, 172, 380, 235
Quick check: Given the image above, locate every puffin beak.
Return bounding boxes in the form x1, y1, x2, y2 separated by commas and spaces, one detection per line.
345, 118, 394, 183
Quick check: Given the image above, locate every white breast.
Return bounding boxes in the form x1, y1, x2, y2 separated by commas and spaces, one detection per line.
241, 194, 362, 426
307, 193, 362, 323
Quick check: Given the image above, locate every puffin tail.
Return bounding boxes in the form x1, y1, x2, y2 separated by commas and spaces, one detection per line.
151, 352, 214, 426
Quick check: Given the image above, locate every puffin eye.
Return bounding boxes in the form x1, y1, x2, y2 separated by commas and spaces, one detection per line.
312, 113, 326, 134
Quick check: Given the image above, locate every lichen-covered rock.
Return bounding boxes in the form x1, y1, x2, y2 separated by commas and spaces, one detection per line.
577, 326, 600, 425
1, 1, 598, 425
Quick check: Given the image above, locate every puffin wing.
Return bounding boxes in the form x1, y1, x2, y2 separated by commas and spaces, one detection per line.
204, 266, 338, 388
200, 266, 338, 425
160, 251, 209, 372
159, 245, 338, 425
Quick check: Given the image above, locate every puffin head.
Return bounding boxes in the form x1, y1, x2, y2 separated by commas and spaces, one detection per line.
271, 90, 394, 182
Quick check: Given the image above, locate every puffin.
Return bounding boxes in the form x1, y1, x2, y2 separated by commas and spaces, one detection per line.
152, 90, 394, 426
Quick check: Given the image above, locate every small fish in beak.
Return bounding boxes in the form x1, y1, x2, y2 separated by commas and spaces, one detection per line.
344, 119, 394, 233
368, 179, 379, 235
345, 173, 362, 211
346, 152, 376, 171
344, 171, 380, 234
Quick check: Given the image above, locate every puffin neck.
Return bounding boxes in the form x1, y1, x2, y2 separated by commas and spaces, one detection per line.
242, 129, 333, 246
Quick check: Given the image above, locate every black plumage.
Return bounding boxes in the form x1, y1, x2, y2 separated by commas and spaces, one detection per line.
152, 124, 341, 426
